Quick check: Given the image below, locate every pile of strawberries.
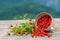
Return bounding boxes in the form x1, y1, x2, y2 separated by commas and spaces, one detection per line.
32, 15, 52, 38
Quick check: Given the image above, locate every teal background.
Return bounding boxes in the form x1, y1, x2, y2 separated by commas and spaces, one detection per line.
0, 0, 60, 20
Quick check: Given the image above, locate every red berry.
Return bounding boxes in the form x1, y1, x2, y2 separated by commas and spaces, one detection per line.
29, 21, 33, 25
17, 32, 20, 34
22, 32, 24, 35
7, 32, 11, 36
40, 34, 45, 37
10, 25, 13, 27
47, 34, 52, 38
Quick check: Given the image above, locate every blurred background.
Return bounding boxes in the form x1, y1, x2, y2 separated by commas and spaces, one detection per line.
0, 0, 60, 20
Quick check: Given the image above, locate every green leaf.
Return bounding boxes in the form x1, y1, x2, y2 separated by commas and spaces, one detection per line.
10, 27, 18, 32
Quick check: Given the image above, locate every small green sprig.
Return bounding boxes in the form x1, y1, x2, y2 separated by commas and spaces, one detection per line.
9, 20, 35, 36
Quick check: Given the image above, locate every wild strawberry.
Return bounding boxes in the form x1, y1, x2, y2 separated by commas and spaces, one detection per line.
7, 32, 11, 36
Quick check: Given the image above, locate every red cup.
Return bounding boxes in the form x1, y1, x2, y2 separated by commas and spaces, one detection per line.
35, 12, 54, 32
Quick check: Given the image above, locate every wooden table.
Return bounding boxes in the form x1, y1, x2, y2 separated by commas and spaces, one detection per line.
0, 18, 60, 40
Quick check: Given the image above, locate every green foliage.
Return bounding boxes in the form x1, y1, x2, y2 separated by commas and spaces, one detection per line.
10, 21, 34, 36
0, 2, 60, 20
10, 27, 18, 32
